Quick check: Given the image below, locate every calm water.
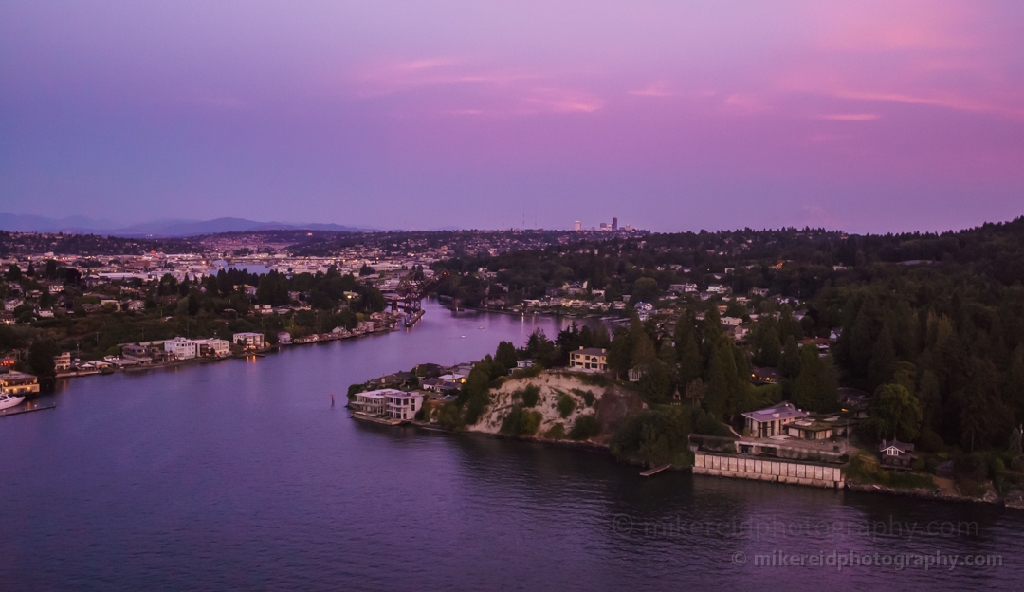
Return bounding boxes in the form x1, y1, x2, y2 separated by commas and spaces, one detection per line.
1, 301, 1022, 591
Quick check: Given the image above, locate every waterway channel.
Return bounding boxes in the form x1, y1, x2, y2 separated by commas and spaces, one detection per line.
1, 300, 1021, 590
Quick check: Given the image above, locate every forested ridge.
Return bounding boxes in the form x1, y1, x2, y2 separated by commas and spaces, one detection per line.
433, 217, 1024, 453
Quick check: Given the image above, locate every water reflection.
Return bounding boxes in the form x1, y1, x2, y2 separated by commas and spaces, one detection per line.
1, 301, 1022, 590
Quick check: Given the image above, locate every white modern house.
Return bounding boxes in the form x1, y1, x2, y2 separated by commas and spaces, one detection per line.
386, 391, 424, 420
164, 337, 199, 360
232, 332, 265, 349
742, 402, 809, 438
351, 389, 400, 416
198, 338, 230, 357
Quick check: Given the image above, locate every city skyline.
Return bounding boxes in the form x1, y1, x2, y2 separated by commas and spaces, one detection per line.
2, 1, 1022, 233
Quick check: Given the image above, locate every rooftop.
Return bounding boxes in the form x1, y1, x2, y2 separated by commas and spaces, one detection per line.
741, 401, 809, 423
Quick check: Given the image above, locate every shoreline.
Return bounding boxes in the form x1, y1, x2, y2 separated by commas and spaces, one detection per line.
42, 321, 403, 390
844, 482, 1003, 507
366, 415, 1021, 509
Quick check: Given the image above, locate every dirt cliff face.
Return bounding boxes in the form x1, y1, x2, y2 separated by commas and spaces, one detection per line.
594, 386, 646, 434
469, 371, 645, 440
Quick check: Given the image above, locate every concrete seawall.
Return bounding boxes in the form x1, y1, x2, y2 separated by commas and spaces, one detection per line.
693, 452, 844, 489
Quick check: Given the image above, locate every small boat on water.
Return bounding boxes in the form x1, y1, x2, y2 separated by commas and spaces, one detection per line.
0, 393, 26, 411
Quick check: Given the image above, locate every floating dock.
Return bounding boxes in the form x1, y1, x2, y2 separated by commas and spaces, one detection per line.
0, 404, 57, 418
640, 464, 672, 477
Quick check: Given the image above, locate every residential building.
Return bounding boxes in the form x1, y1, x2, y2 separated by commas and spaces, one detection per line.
350, 388, 400, 416
0, 371, 40, 395
386, 391, 424, 420
879, 439, 915, 470
570, 347, 607, 372
233, 332, 265, 349
750, 367, 780, 384
54, 352, 72, 371
121, 343, 150, 361
785, 419, 835, 440
742, 402, 809, 438
164, 337, 199, 360
198, 339, 230, 357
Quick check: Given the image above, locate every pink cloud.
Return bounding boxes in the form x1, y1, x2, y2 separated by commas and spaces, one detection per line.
629, 82, 676, 98
813, 113, 881, 121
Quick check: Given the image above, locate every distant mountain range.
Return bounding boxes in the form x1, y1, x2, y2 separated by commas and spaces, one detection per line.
0, 214, 373, 237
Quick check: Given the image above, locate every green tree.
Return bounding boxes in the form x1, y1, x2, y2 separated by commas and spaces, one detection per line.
631, 327, 656, 372
631, 277, 659, 304
607, 327, 633, 379
501, 406, 541, 436
791, 346, 839, 413
494, 341, 518, 374
868, 325, 896, 389
1005, 344, 1024, 421
752, 321, 781, 368
778, 335, 801, 379
918, 369, 942, 431
868, 383, 923, 441
27, 339, 61, 379
557, 392, 577, 418
704, 337, 745, 417
437, 402, 465, 431
639, 359, 673, 404
611, 406, 692, 466
460, 359, 493, 424
570, 414, 600, 440
675, 318, 703, 383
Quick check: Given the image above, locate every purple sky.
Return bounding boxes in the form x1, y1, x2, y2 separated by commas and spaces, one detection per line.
1, 1, 1022, 232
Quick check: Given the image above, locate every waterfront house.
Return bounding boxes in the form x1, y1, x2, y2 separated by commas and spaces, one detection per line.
277, 332, 292, 344
878, 439, 915, 470
387, 391, 424, 420
350, 388, 401, 416
233, 332, 265, 349
197, 338, 230, 357
54, 352, 72, 371
121, 343, 151, 362
164, 337, 199, 360
570, 347, 607, 372
0, 371, 40, 396
742, 402, 809, 438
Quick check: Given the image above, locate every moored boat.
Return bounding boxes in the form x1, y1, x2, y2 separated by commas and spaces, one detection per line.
0, 393, 26, 411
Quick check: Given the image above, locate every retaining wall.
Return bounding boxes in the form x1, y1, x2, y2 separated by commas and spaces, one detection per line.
693, 452, 844, 489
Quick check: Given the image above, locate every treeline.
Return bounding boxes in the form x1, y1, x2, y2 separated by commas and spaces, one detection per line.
0, 231, 199, 257
433, 216, 1024, 453
1, 265, 388, 374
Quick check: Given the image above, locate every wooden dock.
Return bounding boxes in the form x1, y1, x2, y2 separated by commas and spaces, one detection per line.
640, 464, 672, 477
0, 404, 57, 418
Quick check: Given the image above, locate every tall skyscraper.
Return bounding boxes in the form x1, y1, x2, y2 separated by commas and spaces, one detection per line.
612, 217, 618, 231
574, 220, 581, 232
